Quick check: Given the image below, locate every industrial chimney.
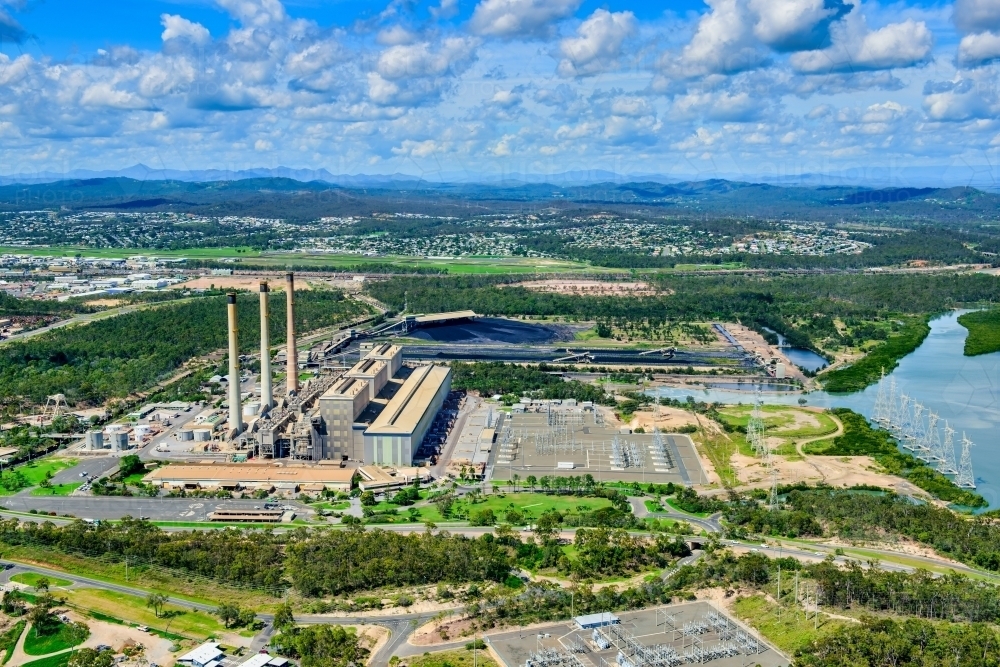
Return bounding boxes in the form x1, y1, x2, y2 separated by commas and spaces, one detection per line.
227, 292, 244, 435
286, 272, 299, 395
259, 281, 273, 410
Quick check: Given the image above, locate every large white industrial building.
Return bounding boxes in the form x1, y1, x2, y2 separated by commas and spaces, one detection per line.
363, 364, 452, 466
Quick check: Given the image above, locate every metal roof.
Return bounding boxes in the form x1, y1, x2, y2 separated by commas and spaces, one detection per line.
178, 642, 222, 665
365, 365, 451, 436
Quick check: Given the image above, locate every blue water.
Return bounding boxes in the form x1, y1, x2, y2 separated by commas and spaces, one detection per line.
783, 347, 828, 372
762, 326, 828, 371
651, 311, 1000, 508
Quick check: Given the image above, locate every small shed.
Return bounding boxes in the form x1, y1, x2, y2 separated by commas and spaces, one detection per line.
573, 612, 620, 630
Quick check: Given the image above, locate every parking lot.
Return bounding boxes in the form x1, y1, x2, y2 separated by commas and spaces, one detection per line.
0, 496, 297, 522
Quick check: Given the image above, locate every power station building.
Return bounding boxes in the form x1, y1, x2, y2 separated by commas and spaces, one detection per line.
363, 364, 452, 465
315, 343, 451, 466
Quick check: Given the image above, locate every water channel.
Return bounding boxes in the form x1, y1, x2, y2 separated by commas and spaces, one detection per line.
650, 312, 1000, 508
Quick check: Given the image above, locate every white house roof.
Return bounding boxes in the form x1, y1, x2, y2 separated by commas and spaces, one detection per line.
178, 642, 223, 665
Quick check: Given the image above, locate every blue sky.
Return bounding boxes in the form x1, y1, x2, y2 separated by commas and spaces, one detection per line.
1, 0, 1000, 183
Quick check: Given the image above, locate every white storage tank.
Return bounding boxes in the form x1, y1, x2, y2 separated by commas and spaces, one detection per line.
192, 428, 212, 442
108, 431, 129, 451
84, 430, 103, 450
178, 429, 194, 441
243, 401, 261, 417
134, 424, 152, 441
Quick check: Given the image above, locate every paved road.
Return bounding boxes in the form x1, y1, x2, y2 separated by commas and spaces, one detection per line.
433, 394, 479, 480
0, 496, 278, 521
628, 497, 723, 533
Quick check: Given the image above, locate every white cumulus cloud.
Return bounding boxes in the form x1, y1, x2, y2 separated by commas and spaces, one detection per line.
160, 14, 210, 45
557, 9, 636, 78
790, 17, 932, 73
469, 0, 580, 39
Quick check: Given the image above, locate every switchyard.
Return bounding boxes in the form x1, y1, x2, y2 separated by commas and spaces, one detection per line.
486, 603, 787, 667
489, 409, 706, 484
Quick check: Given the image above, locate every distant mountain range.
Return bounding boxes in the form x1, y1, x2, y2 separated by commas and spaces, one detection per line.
1, 174, 997, 224
2, 163, 998, 190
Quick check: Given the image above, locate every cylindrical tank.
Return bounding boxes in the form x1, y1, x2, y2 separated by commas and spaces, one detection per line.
178, 429, 194, 441
108, 431, 129, 451
134, 425, 151, 441
193, 429, 212, 442
243, 401, 261, 417
84, 430, 103, 450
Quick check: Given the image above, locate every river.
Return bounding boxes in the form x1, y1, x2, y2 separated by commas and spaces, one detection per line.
650, 311, 1000, 508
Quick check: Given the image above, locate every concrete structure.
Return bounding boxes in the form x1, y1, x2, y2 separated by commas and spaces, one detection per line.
226, 293, 244, 436
574, 612, 620, 629
259, 281, 273, 410
285, 272, 298, 395
357, 465, 432, 492
84, 430, 104, 450
345, 357, 389, 400
364, 364, 452, 466
318, 376, 370, 460
362, 342, 403, 376
143, 462, 356, 492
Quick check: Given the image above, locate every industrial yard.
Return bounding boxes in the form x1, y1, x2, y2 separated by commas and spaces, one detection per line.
485, 603, 787, 667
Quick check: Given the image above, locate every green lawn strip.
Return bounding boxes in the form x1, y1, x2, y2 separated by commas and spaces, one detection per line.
731, 594, 843, 656
30, 483, 82, 497
644, 500, 665, 513
821, 316, 930, 392
0, 459, 78, 496
663, 498, 711, 518
0, 620, 25, 665
10, 572, 73, 587
62, 588, 226, 640
82, 609, 186, 641
405, 647, 498, 667
694, 434, 739, 488
426, 492, 613, 523
0, 546, 252, 609
21, 653, 73, 667
957, 308, 1000, 356
23, 623, 87, 656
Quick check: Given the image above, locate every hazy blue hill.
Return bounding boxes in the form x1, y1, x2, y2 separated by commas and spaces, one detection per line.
2, 176, 999, 223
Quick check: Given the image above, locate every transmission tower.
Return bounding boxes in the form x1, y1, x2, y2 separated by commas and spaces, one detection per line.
940, 422, 958, 475
910, 403, 928, 458
956, 433, 976, 489
871, 369, 890, 423
886, 377, 899, 426
768, 467, 779, 511
747, 391, 766, 457
924, 412, 942, 462
897, 394, 913, 448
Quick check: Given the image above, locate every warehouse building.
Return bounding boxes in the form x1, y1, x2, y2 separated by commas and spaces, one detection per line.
363, 364, 452, 466
360, 342, 403, 376
142, 462, 356, 493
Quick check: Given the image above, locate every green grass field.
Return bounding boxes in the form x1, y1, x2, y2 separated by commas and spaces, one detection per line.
23, 622, 88, 656
62, 588, 229, 640
404, 648, 498, 667
0, 459, 78, 496
731, 594, 843, 655
10, 573, 73, 588
30, 483, 82, 497
0, 246, 594, 275
0, 620, 25, 665
21, 654, 72, 667
424, 492, 613, 523
716, 405, 838, 439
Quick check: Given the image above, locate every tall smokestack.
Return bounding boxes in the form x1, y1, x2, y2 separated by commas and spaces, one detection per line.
259, 281, 273, 410
227, 292, 244, 435
285, 272, 299, 395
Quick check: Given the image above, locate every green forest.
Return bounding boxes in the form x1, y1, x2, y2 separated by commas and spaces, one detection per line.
0, 291, 367, 408
958, 308, 1000, 356
450, 362, 614, 405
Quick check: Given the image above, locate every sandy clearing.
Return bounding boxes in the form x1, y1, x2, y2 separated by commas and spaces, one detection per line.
357, 624, 391, 664
628, 406, 700, 432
